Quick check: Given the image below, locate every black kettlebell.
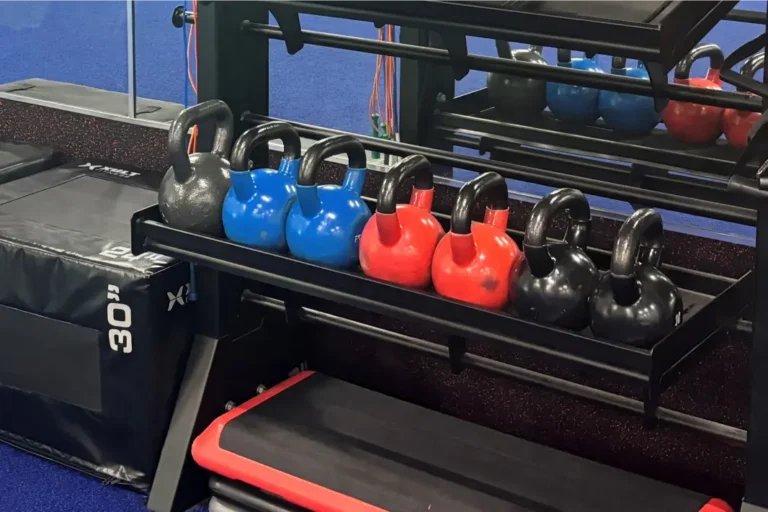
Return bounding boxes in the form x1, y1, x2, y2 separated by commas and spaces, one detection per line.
159, 100, 234, 236
515, 188, 599, 330
590, 209, 683, 348
487, 41, 547, 118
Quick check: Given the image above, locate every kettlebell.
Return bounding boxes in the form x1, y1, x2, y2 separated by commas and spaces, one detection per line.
662, 43, 725, 145
432, 172, 522, 310
724, 52, 765, 149
516, 188, 599, 330
360, 155, 445, 289
599, 57, 661, 135
160, 100, 234, 236
546, 50, 602, 125
286, 135, 371, 269
487, 41, 548, 119
590, 209, 683, 348
222, 121, 302, 250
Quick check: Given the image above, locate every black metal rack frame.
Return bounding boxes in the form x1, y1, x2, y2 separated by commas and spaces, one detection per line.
144, 2, 768, 512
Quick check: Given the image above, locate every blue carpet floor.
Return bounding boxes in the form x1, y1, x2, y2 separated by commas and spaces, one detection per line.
0, 2, 766, 510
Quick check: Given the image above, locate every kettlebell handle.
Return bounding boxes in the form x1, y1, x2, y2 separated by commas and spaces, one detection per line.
610, 208, 664, 306
557, 49, 596, 64
523, 189, 591, 278
230, 121, 301, 170
495, 40, 513, 59
496, 41, 543, 60
168, 100, 234, 183
297, 135, 367, 187
675, 43, 724, 80
452, 172, 508, 235
741, 51, 765, 79
377, 155, 433, 215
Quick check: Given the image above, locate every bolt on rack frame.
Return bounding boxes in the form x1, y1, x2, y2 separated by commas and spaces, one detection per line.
149, 2, 768, 511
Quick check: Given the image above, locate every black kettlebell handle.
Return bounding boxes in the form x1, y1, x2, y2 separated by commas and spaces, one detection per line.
297, 135, 367, 187
557, 49, 596, 64
230, 122, 301, 170
610, 208, 664, 306
168, 100, 234, 183
495, 40, 513, 59
675, 43, 724, 80
452, 172, 508, 235
377, 155, 433, 215
742, 51, 765, 79
523, 189, 591, 278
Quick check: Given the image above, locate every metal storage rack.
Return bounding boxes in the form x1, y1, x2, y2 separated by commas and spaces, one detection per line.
140, 2, 768, 511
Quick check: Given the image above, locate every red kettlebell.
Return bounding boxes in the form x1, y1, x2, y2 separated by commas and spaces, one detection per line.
724, 52, 765, 149
432, 172, 523, 310
662, 43, 725, 145
360, 155, 445, 288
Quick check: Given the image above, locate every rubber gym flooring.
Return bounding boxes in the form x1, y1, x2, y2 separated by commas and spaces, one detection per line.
0, 2, 765, 511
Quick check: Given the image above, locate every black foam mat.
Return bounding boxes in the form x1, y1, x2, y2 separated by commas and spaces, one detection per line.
218, 373, 713, 512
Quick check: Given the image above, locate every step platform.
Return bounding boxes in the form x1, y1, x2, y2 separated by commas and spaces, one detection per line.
0, 140, 55, 183
192, 371, 733, 512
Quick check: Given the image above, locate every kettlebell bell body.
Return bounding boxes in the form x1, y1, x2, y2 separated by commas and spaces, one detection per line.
663, 43, 725, 145
599, 58, 660, 134
432, 172, 522, 310
546, 50, 602, 125
159, 100, 234, 236
286, 135, 371, 268
223, 122, 302, 250
488, 42, 548, 119
590, 209, 684, 348
360, 155, 444, 288
724, 52, 765, 149
516, 189, 599, 330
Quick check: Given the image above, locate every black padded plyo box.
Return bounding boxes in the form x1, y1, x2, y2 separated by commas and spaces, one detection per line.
0, 141, 56, 184
193, 372, 732, 512
0, 160, 191, 489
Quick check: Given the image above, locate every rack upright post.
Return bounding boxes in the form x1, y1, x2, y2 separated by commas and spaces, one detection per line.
197, 1, 269, 146
742, 4, 768, 511
398, 27, 455, 176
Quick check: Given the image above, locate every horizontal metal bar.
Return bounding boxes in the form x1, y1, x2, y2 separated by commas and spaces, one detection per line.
243, 113, 757, 225
243, 291, 747, 445
242, 22, 763, 112
257, 1, 663, 62
444, 132, 751, 212
724, 8, 766, 24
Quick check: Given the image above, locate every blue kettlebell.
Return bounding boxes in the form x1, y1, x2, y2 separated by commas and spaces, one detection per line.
286, 135, 372, 268
222, 121, 302, 250
546, 50, 602, 125
599, 57, 660, 135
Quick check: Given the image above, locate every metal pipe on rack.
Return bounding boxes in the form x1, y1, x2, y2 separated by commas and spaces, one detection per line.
242, 22, 764, 112
242, 290, 747, 445
725, 9, 767, 25
243, 113, 758, 225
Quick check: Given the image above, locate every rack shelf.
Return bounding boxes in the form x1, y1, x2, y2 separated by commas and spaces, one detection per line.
260, 1, 736, 71
439, 93, 754, 178
131, 204, 751, 417
243, 20, 762, 111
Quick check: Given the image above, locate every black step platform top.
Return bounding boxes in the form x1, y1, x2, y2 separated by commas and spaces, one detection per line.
192, 372, 730, 512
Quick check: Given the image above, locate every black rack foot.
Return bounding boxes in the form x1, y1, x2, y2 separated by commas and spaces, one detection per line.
147, 320, 299, 511
147, 334, 223, 512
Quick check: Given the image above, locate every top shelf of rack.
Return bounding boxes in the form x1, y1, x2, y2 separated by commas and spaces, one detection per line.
281, 1, 738, 71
